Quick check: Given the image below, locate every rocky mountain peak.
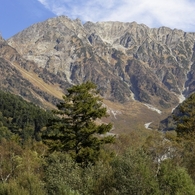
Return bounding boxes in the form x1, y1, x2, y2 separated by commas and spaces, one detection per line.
84, 21, 149, 45
6, 16, 195, 110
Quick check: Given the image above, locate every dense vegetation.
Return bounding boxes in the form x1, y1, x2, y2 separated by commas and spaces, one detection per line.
0, 85, 195, 194
0, 90, 53, 142
43, 82, 114, 167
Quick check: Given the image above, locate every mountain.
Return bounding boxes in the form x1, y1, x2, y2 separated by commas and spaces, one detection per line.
1, 15, 195, 131
7, 16, 195, 109
0, 34, 64, 108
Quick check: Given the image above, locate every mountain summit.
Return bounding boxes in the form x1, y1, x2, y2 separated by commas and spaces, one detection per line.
4, 16, 195, 111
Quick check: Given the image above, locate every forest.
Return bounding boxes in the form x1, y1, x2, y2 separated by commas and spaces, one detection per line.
0, 82, 195, 195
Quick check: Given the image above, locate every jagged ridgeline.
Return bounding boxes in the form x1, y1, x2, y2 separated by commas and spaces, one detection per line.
0, 35, 62, 108
7, 16, 195, 110
0, 90, 54, 142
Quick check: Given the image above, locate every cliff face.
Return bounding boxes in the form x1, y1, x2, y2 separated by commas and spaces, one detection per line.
6, 16, 195, 110
0, 34, 63, 108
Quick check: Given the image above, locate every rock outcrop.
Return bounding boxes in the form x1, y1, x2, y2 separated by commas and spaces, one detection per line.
6, 16, 195, 110
0, 34, 61, 108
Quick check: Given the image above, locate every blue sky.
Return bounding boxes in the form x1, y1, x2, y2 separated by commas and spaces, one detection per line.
1, 0, 195, 39
0, 0, 55, 39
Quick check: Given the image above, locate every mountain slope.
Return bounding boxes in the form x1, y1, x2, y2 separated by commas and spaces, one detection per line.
7, 16, 195, 111
0, 35, 65, 108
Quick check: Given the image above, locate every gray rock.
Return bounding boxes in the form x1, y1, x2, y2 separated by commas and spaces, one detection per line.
6, 16, 195, 109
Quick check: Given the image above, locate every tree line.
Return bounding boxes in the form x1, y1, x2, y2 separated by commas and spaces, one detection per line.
0, 82, 195, 194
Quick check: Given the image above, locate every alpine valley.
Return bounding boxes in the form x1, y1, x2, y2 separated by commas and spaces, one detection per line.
1, 15, 195, 133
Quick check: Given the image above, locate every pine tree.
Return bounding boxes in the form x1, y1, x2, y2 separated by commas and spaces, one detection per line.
174, 93, 195, 138
43, 81, 114, 166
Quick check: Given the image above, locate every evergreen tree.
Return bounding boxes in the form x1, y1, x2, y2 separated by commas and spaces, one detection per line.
174, 93, 195, 138
0, 90, 53, 142
173, 93, 195, 181
43, 81, 114, 166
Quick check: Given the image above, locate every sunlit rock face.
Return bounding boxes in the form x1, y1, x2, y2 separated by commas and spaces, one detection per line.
0, 30, 61, 107
7, 15, 195, 109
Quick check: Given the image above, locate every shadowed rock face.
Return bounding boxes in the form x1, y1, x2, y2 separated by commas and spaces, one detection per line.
6, 16, 195, 109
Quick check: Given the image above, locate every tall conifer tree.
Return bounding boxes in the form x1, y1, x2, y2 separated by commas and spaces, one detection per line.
43, 81, 114, 166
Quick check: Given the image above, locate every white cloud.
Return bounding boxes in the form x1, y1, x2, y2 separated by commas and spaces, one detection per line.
37, 0, 195, 32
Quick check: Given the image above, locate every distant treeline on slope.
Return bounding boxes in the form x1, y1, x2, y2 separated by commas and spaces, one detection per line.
0, 90, 54, 142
